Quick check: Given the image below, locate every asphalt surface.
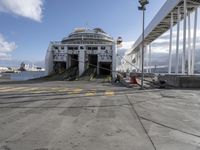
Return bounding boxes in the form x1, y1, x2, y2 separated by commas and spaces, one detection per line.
0, 80, 200, 150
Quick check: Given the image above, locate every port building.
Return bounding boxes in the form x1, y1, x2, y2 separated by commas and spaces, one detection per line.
45, 28, 116, 78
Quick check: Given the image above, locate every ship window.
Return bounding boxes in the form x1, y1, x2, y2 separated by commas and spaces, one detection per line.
87, 47, 91, 50
80, 46, 84, 50
68, 47, 73, 50
92, 47, 98, 50
101, 46, 105, 50
54, 46, 58, 49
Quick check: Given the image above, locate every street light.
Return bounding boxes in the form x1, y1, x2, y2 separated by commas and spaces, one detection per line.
138, 0, 149, 89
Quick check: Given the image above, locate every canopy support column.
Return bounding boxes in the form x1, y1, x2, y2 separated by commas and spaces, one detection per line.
182, 0, 187, 74
188, 12, 191, 75
168, 12, 173, 74
192, 8, 198, 75
175, 7, 180, 74
149, 44, 152, 73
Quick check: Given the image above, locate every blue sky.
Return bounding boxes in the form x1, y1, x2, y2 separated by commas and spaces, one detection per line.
0, 0, 166, 63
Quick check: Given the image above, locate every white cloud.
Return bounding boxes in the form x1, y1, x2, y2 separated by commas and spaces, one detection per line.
118, 41, 135, 54
118, 41, 134, 50
0, 34, 17, 60
0, 0, 44, 22
0, 52, 11, 60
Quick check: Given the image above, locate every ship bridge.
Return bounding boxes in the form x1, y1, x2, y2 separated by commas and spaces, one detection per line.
129, 0, 200, 75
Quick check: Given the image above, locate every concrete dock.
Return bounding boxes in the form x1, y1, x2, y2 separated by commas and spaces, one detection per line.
0, 80, 200, 150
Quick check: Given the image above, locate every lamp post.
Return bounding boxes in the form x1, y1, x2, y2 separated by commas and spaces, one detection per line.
138, 0, 149, 89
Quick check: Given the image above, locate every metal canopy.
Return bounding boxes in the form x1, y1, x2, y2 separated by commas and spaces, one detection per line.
129, 0, 200, 54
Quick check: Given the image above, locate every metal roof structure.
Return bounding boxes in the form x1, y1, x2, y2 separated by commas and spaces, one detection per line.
129, 0, 200, 54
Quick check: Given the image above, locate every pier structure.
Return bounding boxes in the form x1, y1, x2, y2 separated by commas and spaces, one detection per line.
129, 0, 200, 75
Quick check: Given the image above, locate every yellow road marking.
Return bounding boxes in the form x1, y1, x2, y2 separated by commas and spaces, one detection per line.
85, 90, 96, 96
105, 91, 114, 96
49, 87, 60, 91
0, 87, 12, 90
68, 88, 83, 94
30, 88, 54, 93
18, 87, 48, 93
56, 88, 70, 92
0, 89, 12, 92
30, 90, 49, 94
18, 87, 39, 92
0, 87, 27, 92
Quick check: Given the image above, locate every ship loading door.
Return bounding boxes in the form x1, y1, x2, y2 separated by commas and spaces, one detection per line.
69, 55, 78, 68
88, 55, 97, 68
53, 62, 66, 73
99, 62, 111, 75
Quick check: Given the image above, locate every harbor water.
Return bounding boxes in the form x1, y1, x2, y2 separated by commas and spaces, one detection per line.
0, 71, 45, 81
